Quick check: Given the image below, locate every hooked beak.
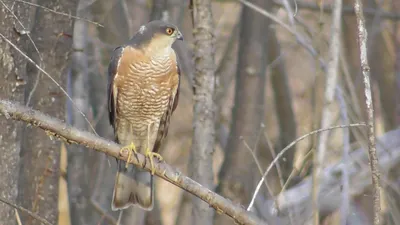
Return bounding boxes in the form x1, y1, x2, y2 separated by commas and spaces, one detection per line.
176, 31, 184, 41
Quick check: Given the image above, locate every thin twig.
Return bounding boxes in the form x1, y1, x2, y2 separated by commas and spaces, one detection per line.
354, 1, 381, 224
0, 0, 42, 61
247, 123, 367, 211
258, 128, 400, 223
238, 0, 327, 71
14, 209, 22, 225
14, 0, 103, 27
336, 87, 350, 225
272, 0, 400, 21
0, 196, 53, 225
312, 0, 342, 223
0, 100, 267, 225
90, 198, 118, 225
0, 32, 98, 135
241, 137, 274, 197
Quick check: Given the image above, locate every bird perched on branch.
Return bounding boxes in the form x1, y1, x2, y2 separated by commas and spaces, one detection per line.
107, 20, 183, 211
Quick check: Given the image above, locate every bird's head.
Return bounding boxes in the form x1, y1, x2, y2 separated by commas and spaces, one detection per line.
130, 20, 183, 52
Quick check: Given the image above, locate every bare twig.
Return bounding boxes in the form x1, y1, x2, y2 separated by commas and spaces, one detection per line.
0, 196, 52, 225
0, 0, 42, 61
0, 100, 267, 225
336, 87, 350, 225
14, 209, 22, 225
312, 0, 342, 223
271, 0, 400, 21
238, 0, 327, 70
354, 1, 381, 224
258, 128, 400, 224
242, 137, 274, 197
0, 32, 97, 135
14, 0, 103, 27
247, 123, 366, 211
90, 199, 118, 225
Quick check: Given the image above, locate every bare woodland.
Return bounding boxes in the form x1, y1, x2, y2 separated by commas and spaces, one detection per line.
0, 0, 399, 225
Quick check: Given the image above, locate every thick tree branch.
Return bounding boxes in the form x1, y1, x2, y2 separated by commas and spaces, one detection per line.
0, 100, 267, 225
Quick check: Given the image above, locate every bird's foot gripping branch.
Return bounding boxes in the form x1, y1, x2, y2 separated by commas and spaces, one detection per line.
0, 99, 268, 225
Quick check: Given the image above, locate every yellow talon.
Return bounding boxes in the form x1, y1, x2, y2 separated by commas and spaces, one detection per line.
120, 142, 137, 169
145, 148, 163, 175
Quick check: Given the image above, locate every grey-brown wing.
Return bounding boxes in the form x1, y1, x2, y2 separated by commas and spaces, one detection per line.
107, 46, 125, 129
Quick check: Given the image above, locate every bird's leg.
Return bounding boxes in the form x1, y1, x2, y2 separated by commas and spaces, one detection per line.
145, 149, 163, 175
120, 142, 137, 169
145, 123, 163, 175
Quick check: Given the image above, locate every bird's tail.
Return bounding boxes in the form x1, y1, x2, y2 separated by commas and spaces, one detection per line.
111, 160, 153, 211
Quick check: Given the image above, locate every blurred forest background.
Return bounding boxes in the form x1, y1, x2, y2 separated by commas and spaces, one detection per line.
0, 0, 400, 225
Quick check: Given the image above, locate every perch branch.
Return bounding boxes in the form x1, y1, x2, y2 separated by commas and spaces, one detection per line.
0, 100, 267, 225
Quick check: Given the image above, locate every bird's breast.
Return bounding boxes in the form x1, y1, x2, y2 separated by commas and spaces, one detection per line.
115, 53, 179, 131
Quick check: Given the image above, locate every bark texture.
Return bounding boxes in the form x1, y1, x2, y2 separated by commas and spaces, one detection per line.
16, 0, 77, 224
215, 0, 270, 223
268, 27, 297, 182
189, 0, 217, 225
0, 1, 30, 224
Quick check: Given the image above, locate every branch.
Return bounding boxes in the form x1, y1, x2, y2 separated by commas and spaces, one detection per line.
0, 100, 267, 225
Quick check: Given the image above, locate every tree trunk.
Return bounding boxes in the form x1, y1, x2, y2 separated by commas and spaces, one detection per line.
67, 0, 97, 224
215, 0, 270, 223
0, 1, 31, 224
268, 27, 297, 182
16, 0, 77, 224
189, 0, 217, 225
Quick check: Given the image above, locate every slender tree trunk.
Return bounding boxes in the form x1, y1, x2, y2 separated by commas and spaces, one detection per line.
189, 0, 217, 225
150, 0, 166, 21
0, 1, 30, 224
215, 0, 270, 223
268, 27, 297, 182
88, 35, 120, 223
16, 0, 77, 224
67, 0, 97, 224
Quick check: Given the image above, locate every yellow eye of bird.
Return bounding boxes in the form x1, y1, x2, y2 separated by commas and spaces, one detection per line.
166, 27, 174, 35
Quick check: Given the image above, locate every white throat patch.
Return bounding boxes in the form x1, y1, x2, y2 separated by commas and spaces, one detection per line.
138, 25, 146, 34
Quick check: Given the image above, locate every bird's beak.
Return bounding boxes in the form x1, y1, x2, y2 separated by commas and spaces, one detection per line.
176, 31, 184, 41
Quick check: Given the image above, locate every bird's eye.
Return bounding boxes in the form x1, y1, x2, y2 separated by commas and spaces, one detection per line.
166, 27, 174, 35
